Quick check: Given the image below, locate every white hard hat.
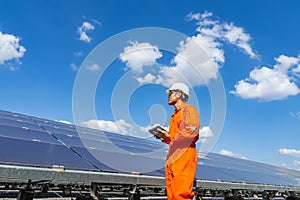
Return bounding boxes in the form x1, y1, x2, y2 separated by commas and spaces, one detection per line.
166, 82, 189, 96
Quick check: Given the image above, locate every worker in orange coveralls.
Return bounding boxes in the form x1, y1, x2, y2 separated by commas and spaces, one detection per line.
156, 82, 200, 200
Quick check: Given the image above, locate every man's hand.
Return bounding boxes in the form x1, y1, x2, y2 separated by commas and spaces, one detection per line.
157, 127, 170, 141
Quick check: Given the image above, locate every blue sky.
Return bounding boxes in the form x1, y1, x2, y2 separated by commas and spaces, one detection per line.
1, 0, 300, 171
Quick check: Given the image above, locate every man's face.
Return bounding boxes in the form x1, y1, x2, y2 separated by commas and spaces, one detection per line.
168, 90, 181, 105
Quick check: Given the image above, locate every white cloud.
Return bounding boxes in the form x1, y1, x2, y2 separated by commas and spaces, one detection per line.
290, 112, 300, 120
119, 12, 256, 88
294, 160, 300, 166
74, 51, 83, 56
86, 64, 100, 71
82, 119, 172, 138
0, 32, 26, 69
119, 41, 162, 73
70, 63, 78, 71
91, 19, 102, 26
219, 149, 247, 159
57, 120, 72, 125
223, 23, 256, 58
186, 11, 213, 23
119, 35, 221, 87
199, 126, 213, 143
190, 11, 257, 60
136, 73, 157, 84
231, 55, 300, 101
77, 21, 95, 43
292, 64, 300, 75
81, 119, 132, 135
279, 148, 300, 157
157, 11, 256, 87
274, 54, 300, 73
169, 36, 220, 85
281, 163, 288, 168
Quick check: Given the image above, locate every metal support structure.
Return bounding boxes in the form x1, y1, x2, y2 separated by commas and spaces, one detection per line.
17, 179, 34, 200
128, 185, 140, 200
0, 164, 300, 199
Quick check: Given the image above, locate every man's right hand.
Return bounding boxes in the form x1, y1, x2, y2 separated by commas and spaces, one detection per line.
157, 127, 170, 140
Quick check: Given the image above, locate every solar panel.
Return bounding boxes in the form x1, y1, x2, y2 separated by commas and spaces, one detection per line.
0, 109, 300, 188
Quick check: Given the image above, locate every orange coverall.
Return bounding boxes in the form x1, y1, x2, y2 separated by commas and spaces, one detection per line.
164, 102, 200, 200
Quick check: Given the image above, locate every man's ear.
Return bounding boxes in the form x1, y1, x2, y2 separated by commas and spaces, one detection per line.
175, 91, 182, 98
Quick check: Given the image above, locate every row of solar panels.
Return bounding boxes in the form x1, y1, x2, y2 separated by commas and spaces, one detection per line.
0, 109, 299, 187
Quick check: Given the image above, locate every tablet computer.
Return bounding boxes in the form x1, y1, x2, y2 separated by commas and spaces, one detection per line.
148, 125, 170, 140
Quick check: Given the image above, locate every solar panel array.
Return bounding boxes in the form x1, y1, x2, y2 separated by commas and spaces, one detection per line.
0, 109, 299, 187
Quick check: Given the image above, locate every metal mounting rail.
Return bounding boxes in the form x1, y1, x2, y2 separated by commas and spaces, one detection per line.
195, 180, 300, 192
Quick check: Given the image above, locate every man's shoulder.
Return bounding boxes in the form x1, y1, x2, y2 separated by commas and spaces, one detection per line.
185, 103, 197, 110
184, 104, 199, 113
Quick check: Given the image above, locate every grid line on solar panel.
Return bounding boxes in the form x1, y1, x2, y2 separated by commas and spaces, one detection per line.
0, 110, 31, 119
31, 117, 76, 130
36, 122, 165, 153
70, 139, 167, 160
0, 114, 33, 123
199, 153, 283, 177
196, 164, 293, 185
200, 156, 274, 176
70, 146, 122, 173
0, 117, 47, 132
70, 146, 166, 176
49, 132, 166, 154
219, 154, 300, 182
39, 122, 161, 146
70, 145, 166, 174
196, 164, 244, 182
31, 117, 158, 144
0, 124, 63, 145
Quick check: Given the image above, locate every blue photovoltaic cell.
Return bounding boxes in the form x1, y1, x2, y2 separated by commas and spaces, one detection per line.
196, 153, 299, 185
199, 155, 274, 178
71, 146, 165, 174
199, 153, 298, 184
0, 124, 61, 144
0, 109, 300, 186
0, 117, 43, 131
70, 146, 117, 172
40, 122, 164, 153
0, 110, 29, 119
52, 132, 152, 153
32, 117, 76, 131
0, 136, 97, 170
196, 164, 244, 182
0, 114, 31, 123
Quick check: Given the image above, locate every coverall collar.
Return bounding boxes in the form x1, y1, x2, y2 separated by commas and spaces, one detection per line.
175, 101, 187, 111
